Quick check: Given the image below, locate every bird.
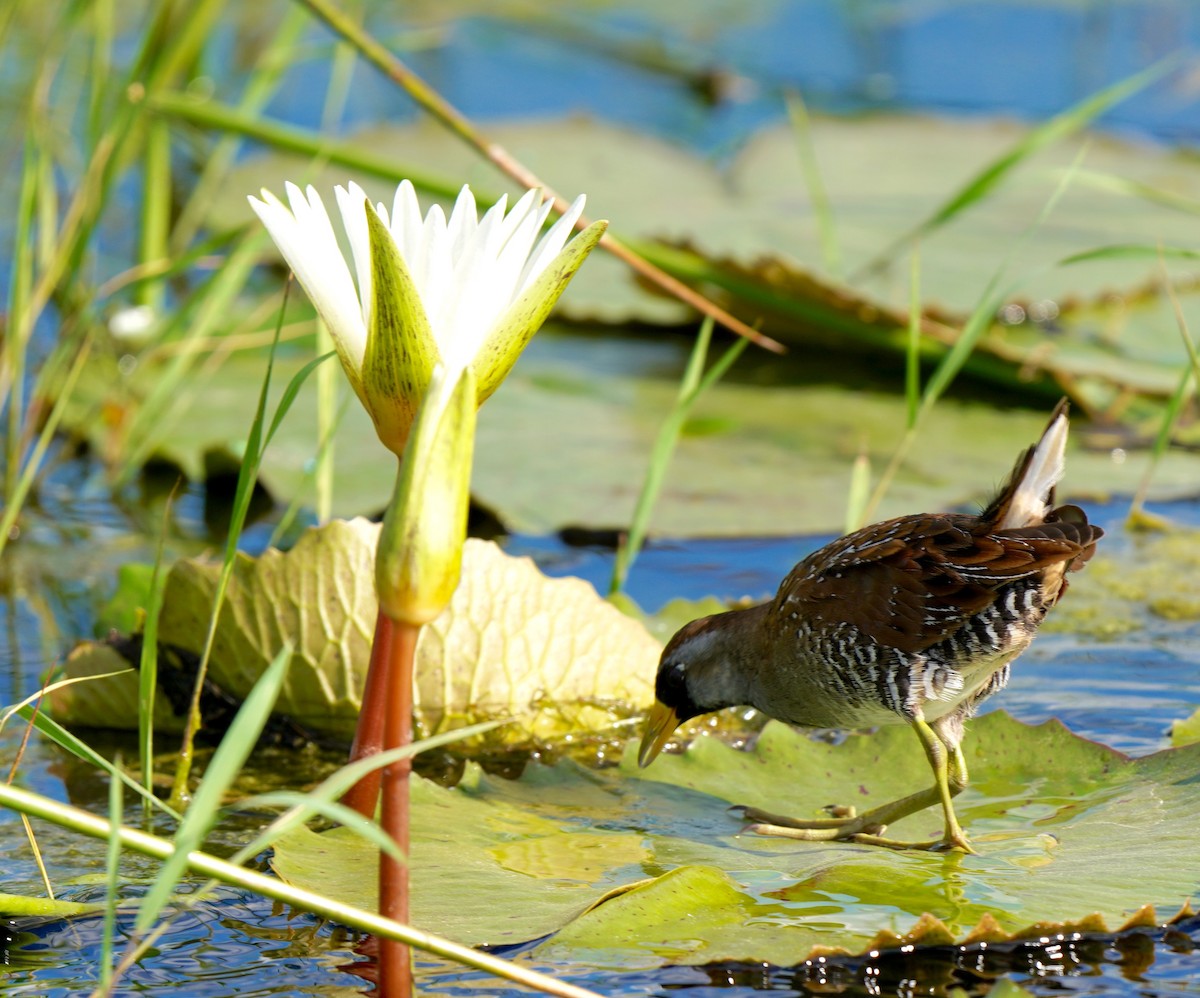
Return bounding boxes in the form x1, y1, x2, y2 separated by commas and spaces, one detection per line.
638, 401, 1102, 852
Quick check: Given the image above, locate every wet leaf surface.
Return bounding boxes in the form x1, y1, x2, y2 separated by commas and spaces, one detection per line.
272, 712, 1200, 966
55, 525, 657, 749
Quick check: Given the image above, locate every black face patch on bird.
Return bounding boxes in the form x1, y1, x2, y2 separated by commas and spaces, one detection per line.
655, 659, 704, 723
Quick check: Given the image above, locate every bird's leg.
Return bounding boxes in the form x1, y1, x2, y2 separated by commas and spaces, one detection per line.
911, 715, 973, 852
737, 716, 975, 852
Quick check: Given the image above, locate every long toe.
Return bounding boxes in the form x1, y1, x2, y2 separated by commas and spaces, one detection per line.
734, 804, 862, 831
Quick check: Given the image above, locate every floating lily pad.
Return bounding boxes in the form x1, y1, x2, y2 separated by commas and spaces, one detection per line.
272, 712, 1200, 966
213, 113, 1200, 412
55, 330, 1200, 535
1170, 708, 1200, 748
55, 522, 658, 749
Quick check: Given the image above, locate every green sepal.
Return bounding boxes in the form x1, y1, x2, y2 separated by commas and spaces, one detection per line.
376, 365, 476, 626
472, 219, 608, 405
361, 202, 439, 455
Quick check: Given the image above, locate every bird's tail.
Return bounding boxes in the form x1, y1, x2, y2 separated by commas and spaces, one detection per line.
982, 399, 1069, 530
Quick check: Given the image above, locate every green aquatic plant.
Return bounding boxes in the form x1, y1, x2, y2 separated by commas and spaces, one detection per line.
249, 173, 606, 991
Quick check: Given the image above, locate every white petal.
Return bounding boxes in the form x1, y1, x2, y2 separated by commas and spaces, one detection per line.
419, 205, 457, 362
445, 185, 478, 258
485, 193, 546, 310
496, 188, 541, 245
249, 186, 366, 371
476, 193, 509, 239
390, 179, 424, 262
335, 182, 374, 329
516, 193, 588, 295
432, 201, 508, 365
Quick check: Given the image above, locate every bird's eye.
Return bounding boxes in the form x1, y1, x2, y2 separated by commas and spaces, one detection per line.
656, 660, 688, 705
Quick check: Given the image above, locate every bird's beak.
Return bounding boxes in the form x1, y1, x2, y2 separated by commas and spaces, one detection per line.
638, 700, 680, 768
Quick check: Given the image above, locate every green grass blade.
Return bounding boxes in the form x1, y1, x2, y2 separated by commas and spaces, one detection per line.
236, 796, 406, 862
0, 669, 132, 735
99, 751, 124, 993
1128, 363, 1191, 526
1067, 167, 1200, 216
139, 488, 176, 819
115, 231, 266, 483
139, 643, 293, 934
268, 391, 352, 549
0, 336, 93, 561
610, 319, 748, 593
1059, 244, 1200, 266
860, 144, 1089, 523
15, 706, 181, 822
227, 718, 507, 866
905, 247, 922, 430
166, 285, 287, 807
262, 350, 337, 451
842, 450, 871, 535
168, 291, 330, 807
137, 115, 171, 315
172, 7, 309, 250
917, 142, 1089, 418
149, 91, 464, 201
1130, 266, 1200, 524
86, 0, 114, 149
854, 56, 1180, 279
785, 89, 841, 278
3, 134, 40, 498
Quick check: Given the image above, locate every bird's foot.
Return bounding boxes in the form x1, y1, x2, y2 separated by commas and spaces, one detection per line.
733, 805, 976, 853
838, 832, 974, 853
731, 804, 886, 839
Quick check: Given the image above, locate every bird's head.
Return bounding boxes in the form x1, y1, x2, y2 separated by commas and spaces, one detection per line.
638, 612, 744, 768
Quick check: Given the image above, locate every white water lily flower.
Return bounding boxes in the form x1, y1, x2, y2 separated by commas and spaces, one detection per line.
249, 180, 606, 454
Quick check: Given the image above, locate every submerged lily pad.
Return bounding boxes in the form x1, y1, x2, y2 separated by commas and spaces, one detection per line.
272, 712, 1200, 966
55, 521, 658, 749
1043, 525, 1200, 638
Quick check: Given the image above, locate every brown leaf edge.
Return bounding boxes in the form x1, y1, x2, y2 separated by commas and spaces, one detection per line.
805, 899, 1196, 962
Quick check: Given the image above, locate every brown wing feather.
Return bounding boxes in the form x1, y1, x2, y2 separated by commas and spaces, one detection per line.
774, 505, 1101, 655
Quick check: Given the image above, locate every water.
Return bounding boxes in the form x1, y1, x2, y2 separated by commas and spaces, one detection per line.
5, 0, 1200, 993
3, 448, 1200, 994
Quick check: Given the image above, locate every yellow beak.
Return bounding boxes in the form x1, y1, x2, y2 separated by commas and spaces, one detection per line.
638, 700, 680, 768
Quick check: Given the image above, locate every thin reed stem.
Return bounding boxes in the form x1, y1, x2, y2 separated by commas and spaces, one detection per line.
0, 782, 604, 998
296, 0, 782, 353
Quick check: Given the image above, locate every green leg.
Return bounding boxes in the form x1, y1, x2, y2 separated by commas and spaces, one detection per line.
912, 716, 972, 852
738, 715, 974, 853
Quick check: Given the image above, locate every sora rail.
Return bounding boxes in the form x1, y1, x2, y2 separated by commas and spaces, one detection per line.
638, 401, 1101, 852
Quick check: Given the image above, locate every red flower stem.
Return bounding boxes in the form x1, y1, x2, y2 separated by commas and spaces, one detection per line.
341, 609, 395, 817
378, 615, 417, 998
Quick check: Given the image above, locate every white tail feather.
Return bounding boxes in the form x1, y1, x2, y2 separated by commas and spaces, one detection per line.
999, 412, 1068, 529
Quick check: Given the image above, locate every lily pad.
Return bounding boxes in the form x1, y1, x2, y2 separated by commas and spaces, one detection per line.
213, 113, 1200, 412
1170, 708, 1200, 748
272, 711, 1200, 966
56, 521, 659, 749
56, 332, 1200, 535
